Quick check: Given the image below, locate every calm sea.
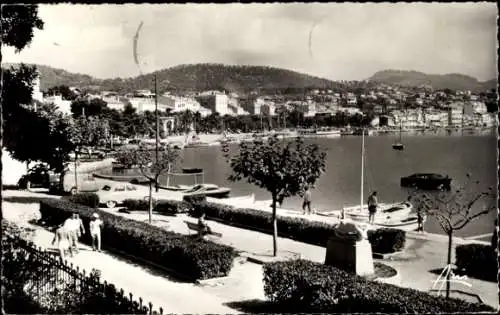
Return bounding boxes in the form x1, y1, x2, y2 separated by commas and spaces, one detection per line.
113, 131, 498, 238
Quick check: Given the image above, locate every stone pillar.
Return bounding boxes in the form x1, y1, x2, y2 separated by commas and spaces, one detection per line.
325, 236, 374, 276
324, 219, 374, 276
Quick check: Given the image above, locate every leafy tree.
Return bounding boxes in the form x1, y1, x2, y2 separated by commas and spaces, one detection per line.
1, 4, 44, 52
115, 146, 181, 223
408, 174, 495, 299
70, 98, 108, 118
46, 85, 78, 101
224, 135, 327, 256
1, 4, 44, 194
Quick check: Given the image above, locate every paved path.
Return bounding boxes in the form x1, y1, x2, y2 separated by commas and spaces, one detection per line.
2, 199, 240, 314
103, 207, 499, 309
3, 190, 498, 310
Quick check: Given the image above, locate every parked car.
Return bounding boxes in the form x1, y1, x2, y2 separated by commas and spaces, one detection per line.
95, 183, 149, 208
400, 173, 452, 191
18, 164, 53, 189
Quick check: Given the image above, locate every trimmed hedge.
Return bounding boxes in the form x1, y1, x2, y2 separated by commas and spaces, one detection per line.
263, 259, 495, 313
122, 199, 188, 216
68, 193, 100, 208
187, 201, 405, 254
39, 199, 236, 281
456, 244, 497, 282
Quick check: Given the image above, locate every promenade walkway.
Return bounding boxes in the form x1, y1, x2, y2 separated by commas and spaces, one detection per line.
2, 195, 240, 314
3, 189, 498, 310
105, 207, 499, 309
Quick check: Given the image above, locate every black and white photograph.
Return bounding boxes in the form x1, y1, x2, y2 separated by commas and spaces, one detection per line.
1, 3, 498, 314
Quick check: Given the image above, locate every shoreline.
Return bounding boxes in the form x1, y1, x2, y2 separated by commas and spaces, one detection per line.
160, 126, 495, 145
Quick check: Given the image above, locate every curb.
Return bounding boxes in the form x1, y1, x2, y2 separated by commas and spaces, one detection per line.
372, 250, 404, 260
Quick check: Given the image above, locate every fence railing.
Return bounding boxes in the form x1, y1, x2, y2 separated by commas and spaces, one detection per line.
3, 234, 164, 314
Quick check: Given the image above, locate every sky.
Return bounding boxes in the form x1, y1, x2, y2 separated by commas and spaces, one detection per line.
2, 3, 497, 81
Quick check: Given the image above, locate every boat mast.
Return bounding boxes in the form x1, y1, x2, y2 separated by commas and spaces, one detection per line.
360, 127, 365, 211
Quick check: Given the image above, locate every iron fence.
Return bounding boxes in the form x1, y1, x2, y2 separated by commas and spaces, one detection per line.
3, 234, 164, 314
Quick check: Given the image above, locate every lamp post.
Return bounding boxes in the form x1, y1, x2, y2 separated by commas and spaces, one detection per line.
155, 74, 159, 192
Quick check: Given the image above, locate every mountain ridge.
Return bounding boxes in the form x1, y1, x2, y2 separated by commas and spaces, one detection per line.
3, 62, 496, 93
367, 69, 496, 92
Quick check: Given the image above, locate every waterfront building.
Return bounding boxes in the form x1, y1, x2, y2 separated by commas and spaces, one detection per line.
196, 91, 230, 115
159, 95, 210, 116
448, 102, 464, 127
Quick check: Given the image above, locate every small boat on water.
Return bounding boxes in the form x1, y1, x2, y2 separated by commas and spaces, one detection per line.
400, 173, 452, 191
342, 202, 413, 222
373, 214, 426, 232
180, 183, 231, 198
319, 202, 413, 222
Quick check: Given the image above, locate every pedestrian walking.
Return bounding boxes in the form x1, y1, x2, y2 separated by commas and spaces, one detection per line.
416, 207, 425, 232
63, 214, 79, 254
51, 224, 72, 258
367, 191, 378, 225
74, 213, 85, 244
302, 185, 312, 215
89, 213, 103, 252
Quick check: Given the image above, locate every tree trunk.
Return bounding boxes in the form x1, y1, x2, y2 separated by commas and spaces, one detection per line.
272, 193, 278, 257
148, 180, 153, 224
446, 230, 453, 299
74, 151, 78, 192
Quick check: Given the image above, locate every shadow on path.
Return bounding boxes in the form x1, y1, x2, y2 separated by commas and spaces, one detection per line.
3, 196, 57, 204
224, 299, 285, 313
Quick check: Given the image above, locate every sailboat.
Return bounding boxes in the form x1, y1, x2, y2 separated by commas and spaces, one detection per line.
392, 113, 405, 151
342, 127, 413, 223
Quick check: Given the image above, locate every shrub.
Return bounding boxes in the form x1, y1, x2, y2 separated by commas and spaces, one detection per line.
183, 201, 405, 254
154, 200, 187, 215
367, 228, 406, 253
39, 199, 236, 281
68, 193, 100, 208
263, 259, 495, 313
122, 199, 149, 211
122, 198, 189, 216
455, 244, 497, 282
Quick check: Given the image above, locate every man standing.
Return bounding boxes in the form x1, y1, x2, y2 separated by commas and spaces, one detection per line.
64, 214, 79, 255
52, 224, 71, 259
89, 213, 103, 252
367, 191, 378, 225
74, 213, 85, 248
302, 185, 312, 215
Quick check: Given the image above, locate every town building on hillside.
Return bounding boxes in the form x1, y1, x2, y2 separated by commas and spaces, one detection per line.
43, 94, 72, 114
293, 101, 316, 117
195, 91, 230, 115
447, 102, 465, 127
134, 89, 155, 98
102, 94, 125, 111
31, 71, 44, 102
159, 95, 211, 117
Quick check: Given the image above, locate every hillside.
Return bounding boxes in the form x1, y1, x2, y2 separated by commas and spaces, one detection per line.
367, 70, 496, 92
3, 63, 343, 95
2, 63, 96, 91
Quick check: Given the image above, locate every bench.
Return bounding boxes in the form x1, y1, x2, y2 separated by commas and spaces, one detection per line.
184, 221, 223, 238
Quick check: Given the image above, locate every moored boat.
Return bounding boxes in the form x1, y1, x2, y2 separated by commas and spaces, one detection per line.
342, 202, 413, 222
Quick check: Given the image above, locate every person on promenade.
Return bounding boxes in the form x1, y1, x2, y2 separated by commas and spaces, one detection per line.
63, 214, 79, 255
367, 191, 378, 225
197, 213, 212, 238
416, 207, 425, 232
302, 185, 312, 215
74, 213, 85, 248
51, 224, 72, 259
89, 213, 103, 252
